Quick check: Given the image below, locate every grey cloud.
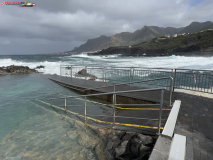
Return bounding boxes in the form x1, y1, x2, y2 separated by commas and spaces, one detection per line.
0, 0, 213, 55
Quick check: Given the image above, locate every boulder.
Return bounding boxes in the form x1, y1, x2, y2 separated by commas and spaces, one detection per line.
137, 133, 153, 145
78, 69, 87, 76
83, 125, 155, 160
115, 140, 128, 157
35, 65, 45, 69
75, 69, 98, 80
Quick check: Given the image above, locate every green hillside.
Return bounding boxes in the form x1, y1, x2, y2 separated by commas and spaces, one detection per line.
73, 21, 213, 54
134, 30, 213, 52
91, 30, 213, 56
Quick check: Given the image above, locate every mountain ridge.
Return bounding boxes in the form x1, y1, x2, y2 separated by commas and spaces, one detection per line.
88, 29, 213, 57
72, 21, 213, 53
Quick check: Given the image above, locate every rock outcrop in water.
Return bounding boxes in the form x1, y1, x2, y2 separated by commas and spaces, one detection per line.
0, 65, 39, 75
75, 69, 98, 80
35, 65, 45, 69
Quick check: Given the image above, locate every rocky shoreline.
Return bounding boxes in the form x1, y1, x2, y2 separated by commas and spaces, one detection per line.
88, 48, 213, 57
90, 126, 156, 160
0, 65, 40, 76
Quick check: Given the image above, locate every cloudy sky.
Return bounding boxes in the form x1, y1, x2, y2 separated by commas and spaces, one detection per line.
0, 0, 212, 55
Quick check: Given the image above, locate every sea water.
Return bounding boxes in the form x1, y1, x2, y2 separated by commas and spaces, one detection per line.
0, 54, 213, 159
1, 54, 213, 75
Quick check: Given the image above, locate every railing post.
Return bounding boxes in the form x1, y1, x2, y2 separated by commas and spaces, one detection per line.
114, 85, 115, 92
171, 69, 173, 77
71, 66, 72, 79
60, 65, 61, 76
173, 69, 176, 92
103, 67, 106, 82
158, 89, 164, 134
85, 96, 87, 123
130, 68, 132, 86
113, 93, 116, 128
170, 77, 173, 106
65, 98, 67, 114
132, 68, 134, 87
105, 67, 106, 82
85, 66, 87, 80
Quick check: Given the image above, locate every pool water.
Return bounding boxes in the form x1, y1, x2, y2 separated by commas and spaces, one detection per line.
0, 74, 105, 159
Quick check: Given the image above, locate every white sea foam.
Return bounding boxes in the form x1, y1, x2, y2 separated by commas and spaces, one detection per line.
0, 56, 213, 76
101, 56, 213, 70
71, 53, 90, 58
0, 58, 68, 75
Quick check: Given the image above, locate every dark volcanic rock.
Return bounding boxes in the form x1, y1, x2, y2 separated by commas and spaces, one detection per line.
0, 65, 39, 76
35, 65, 45, 69
75, 69, 98, 80
93, 129, 156, 160
117, 134, 154, 160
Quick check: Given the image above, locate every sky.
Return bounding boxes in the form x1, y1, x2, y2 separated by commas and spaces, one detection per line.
0, 0, 212, 55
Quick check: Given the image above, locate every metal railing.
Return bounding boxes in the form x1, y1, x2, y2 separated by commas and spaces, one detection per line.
82, 77, 173, 106
60, 65, 213, 94
173, 69, 213, 93
60, 65, 173, 88
55, 76, 173, 106
50, 88, 165, 134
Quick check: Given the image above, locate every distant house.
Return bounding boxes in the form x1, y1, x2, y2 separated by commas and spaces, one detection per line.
165, 34, 170, 38
173, 34, 178, 37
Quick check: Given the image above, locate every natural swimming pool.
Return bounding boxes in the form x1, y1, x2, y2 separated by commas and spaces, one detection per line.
0, 74, 108, 159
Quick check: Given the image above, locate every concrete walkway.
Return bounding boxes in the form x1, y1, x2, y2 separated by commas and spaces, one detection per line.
48, 75, 213, 159
173, 92, 213, 160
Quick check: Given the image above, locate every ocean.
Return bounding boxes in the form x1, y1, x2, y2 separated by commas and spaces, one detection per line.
0, 54, 213, 159
1, 54, 213, 75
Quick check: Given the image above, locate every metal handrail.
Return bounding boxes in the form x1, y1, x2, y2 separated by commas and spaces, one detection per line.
50, 88, 165, 100
84, 77, 172, 91
60, 65, 174, 70
82, 76, 173, 106
60, 65, 213, 94
55, 74, 173, 106
50, 87, 165, 134
61, 65, 213, 72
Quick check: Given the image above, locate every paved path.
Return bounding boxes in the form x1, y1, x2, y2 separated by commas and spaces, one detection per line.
173, 92, 213, 160
48, 75, 213, 159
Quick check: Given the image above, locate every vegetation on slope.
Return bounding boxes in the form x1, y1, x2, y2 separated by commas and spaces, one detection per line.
73, 21, 213, 53
133, 30, 213, 52
91, 30, 213, 56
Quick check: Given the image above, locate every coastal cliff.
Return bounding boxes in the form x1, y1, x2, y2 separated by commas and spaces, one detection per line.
88, 30, 213, 57
72, 21, 213, 54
